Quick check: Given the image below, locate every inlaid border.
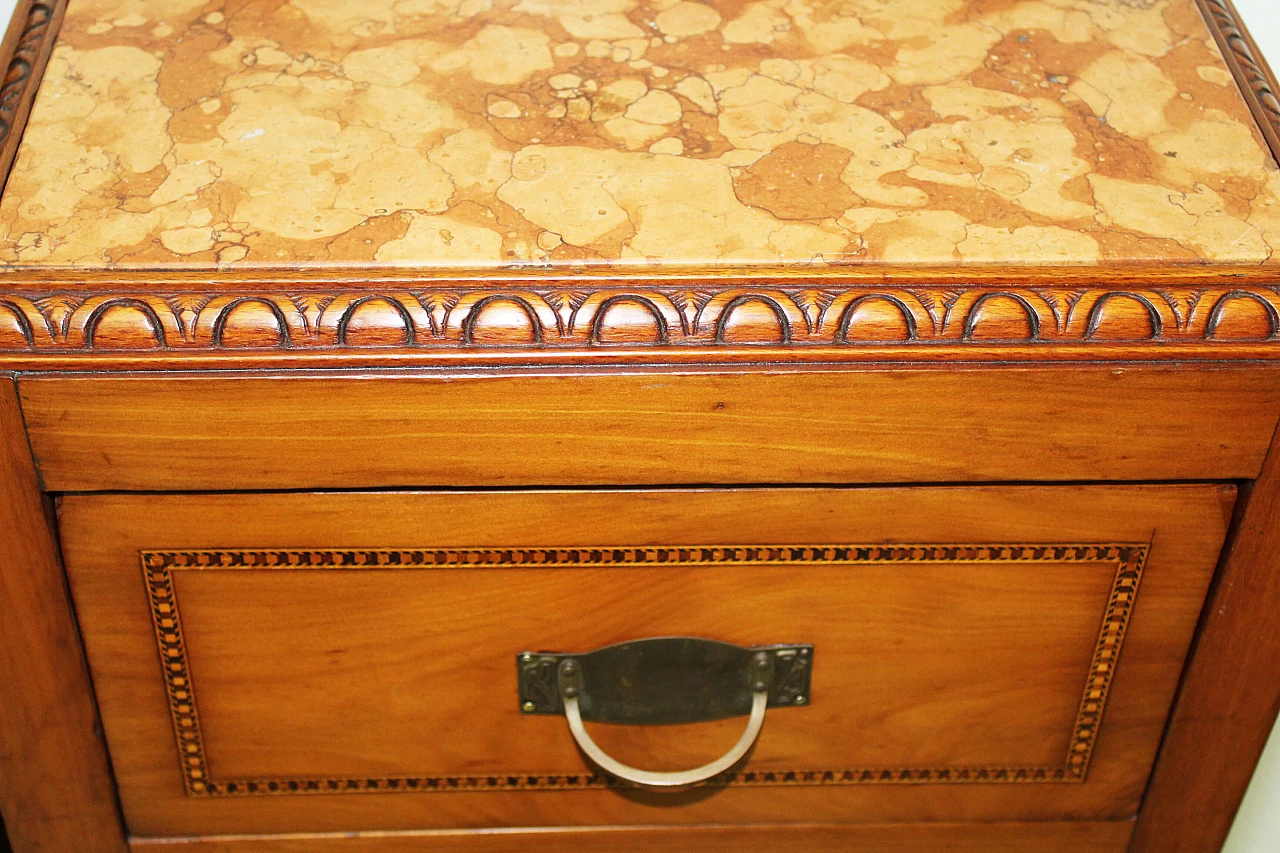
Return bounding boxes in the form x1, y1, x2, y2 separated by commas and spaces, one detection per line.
140, 543, 1148, 797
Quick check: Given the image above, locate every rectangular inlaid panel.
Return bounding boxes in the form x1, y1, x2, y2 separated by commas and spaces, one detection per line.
59, 486, 1231, 837
144, 543, 1142, 797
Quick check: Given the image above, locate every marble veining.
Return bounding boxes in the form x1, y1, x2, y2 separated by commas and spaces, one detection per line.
1, 0, 1279, 268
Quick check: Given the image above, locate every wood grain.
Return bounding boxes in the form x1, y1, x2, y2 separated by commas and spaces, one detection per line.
0, 2, 1268, 852
125, 820, 1135, 853
142, 543, 1142, 795
3, 278, 1280, 364
5, 267, 1280, 371
3, 268, 1280, 370
0, 375, 126, 852
1130, 423, 1280, 852
21, 366, 1280, 492
58, 486, 1232, 837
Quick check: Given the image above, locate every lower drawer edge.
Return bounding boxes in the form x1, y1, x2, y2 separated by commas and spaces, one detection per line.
127, 820, 1136, 853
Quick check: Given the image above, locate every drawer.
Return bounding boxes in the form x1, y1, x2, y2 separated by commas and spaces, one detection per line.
59, 485, 1233, 846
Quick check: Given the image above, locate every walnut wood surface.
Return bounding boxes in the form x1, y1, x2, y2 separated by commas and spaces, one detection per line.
0, 376, 126, 853
145, 543, 1139, 796
124, 820, 1135, 853
1130, 422, 1280, 852
6, 270, 1280, 367
20, 367, 1280, 492
58, 486, 1231, 837
0, 0, 1275, 848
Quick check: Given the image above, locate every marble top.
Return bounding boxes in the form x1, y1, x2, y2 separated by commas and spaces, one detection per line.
0, 0, 1277, 269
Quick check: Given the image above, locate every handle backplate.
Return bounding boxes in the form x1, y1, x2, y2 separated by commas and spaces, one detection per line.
516, 636, 813, 724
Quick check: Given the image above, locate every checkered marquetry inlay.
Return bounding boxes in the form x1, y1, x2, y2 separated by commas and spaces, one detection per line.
141, 543, 1148, 797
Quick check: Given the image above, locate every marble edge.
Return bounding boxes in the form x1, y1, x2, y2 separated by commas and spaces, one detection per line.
0, 0, 67, 200
1196, 0, 1280, 167
0, 260, 1279, 287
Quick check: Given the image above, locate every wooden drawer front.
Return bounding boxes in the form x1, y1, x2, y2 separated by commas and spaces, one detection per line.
21, 368, 1280, 492
59, 486, 1231, 839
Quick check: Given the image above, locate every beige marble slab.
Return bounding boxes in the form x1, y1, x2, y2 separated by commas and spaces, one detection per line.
0, 0, 1278, 268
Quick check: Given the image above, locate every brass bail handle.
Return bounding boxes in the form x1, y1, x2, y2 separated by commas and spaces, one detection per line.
557, 653, 771, 789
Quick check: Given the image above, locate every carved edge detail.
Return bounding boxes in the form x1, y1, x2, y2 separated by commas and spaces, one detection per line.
4, 284, 1280, 358
1198, 0, 1280, 164
141, 543, 1148, 797
0, 0, 64, 196
0, 2, 1273, 364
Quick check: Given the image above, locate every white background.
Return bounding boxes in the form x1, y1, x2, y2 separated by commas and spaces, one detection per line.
0, 0, 1275, 849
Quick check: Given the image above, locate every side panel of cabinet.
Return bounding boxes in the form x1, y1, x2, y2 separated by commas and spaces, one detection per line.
0, 376, 127, 852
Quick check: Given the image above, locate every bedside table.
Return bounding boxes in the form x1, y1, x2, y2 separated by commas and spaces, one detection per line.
3, 0, 1280, 851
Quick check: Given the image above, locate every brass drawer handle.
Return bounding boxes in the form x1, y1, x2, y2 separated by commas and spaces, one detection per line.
517, 637, 813, 790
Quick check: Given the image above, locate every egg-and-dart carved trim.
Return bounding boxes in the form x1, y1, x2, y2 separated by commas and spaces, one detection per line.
1198, 0, 1280, 163
141, 543, 1147, 797
3, 285, 1280, 359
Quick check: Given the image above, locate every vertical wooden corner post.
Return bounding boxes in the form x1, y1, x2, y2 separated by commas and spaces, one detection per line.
1134, 3, 1280, 851
0, 375, 127, 852
0, 0, 126, 848
1130, 421, 1280, 853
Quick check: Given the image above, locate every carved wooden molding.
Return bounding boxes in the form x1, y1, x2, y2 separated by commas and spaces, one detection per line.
142, 543, 1147, 797
0, 0, 64, 195
0, 1, 1274, 366
1198, 0, 1280, 163
0, 1, 54, 144
2, 283, 1280, 361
